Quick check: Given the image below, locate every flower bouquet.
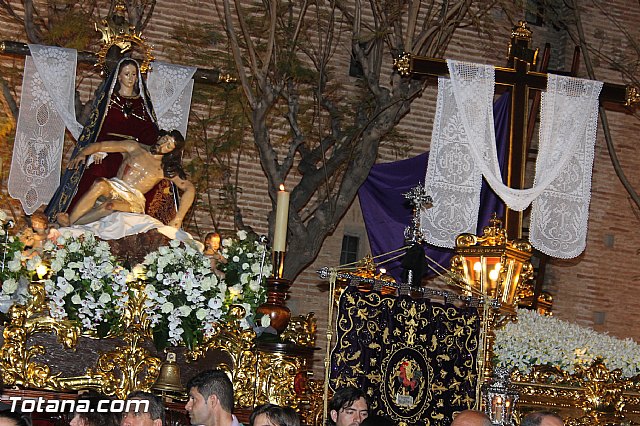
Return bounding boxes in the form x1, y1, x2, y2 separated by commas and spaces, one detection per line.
217, 230, 270, 328
42, 231, 129, 337
494, 309, 640, 378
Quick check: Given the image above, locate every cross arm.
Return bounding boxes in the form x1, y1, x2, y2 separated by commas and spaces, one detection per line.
395, 54, 636, 107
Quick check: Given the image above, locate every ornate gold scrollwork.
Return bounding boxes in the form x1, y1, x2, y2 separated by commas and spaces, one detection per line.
394, 52, 412, 76
513, 359, 640, 425
626, 86, 640, 107
1, 284, 321, 417
94, 1, 154, 74
0, 282, 80, 390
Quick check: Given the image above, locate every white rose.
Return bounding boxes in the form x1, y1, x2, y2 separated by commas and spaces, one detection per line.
178, 305, 192, 316
237, 230, 247, 240
251, 263, 261, 274
63, 269, 76, 281
242, 262, 250, 270
260, 315, 271, 328
2, 279, 18, 294
240, 273, 250, 284
158, 246, 170, 255
196, 308, 207, 320
68, 241, 81, 252
222, 239, 232, 247
71, 294, 82, 305
7, 258, 22, 272
98, 293, 111, 304
161, 302, 174, 313
249, 280, 261, 292
232, 255, 240, 262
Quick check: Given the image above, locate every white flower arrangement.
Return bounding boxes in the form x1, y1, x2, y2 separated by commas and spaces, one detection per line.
217, 230, 270, 329
2, 224, 270, 350
42, 231, 128, 336
494, 309, 640, 378
0, 211, 40, 313
142, 239, 226, 349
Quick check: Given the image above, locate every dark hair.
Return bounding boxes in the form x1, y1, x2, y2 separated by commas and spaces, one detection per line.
249, 404, 300, 426
360, 414, 394, 426
328, 387, 368, 424
126, 390, 165, 426
157, 129, 187, 179
186, 370, 234, 414
73, 392, 120, 426
0, 411, 30, 426
521, 411, 564, 426
113, 59, 140, 96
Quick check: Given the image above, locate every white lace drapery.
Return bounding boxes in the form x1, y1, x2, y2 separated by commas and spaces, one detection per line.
8, 46, 78, 214
147, 61, 196, 138
421, 60, 602, 258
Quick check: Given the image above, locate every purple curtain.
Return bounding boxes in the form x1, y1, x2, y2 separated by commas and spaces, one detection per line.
358, 92, 511, 281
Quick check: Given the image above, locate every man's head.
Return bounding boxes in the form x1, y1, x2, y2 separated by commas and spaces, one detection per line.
521, 411, 564, 426
121, 391, 165, 426
328, 387, 369, 426
151, 130, 185, 155
152, 130, 187, 180
249, 404, 300, 426
450, 410, 492, 426
185, 370, 234, 426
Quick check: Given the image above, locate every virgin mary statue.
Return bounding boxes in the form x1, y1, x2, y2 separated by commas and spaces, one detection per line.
45, 57, 175, 224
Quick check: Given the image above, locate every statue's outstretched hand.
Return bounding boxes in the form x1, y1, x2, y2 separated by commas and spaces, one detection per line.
68, 154, 87, 169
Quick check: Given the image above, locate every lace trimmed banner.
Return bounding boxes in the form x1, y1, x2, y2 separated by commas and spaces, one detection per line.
147, 61, 196, 138
8, 46, 77, 215
421, 60, 602, 258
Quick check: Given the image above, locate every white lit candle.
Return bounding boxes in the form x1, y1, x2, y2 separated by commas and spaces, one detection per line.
273, 184, 290, 252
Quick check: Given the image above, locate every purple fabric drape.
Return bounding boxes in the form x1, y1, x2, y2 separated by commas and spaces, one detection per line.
358, 92, 511, 281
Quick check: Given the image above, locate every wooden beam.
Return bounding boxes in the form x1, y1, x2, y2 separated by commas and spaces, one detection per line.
0, 40, 229, 85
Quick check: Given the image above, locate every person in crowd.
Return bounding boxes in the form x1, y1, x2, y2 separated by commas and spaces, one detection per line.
69, 391, 119, 426
57, 130, 194, 229
185, 370, 239, 426
521, 411, 564, 426
121, 390, 165, 426
0, 411, 29, 426
249, 404, 299, 426
450, 410, 492, 426
328, 387, 369, 426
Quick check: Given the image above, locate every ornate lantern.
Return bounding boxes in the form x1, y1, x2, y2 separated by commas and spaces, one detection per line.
482, 367, 519, 425
450, 214, 533, 312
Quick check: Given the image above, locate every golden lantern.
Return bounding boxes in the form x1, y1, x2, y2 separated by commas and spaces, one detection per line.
450, 214, 533, 311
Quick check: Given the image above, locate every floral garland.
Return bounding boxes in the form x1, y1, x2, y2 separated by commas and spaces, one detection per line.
0, 211, 40, 313
494, 309, 640, 378
2, 225, 270, 350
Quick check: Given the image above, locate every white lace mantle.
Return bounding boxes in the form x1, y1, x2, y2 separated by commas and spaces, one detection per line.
8, 45, 78, 214
421, 60, 602, 258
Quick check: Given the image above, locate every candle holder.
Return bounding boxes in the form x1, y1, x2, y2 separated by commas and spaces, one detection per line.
256, 251, 291, 334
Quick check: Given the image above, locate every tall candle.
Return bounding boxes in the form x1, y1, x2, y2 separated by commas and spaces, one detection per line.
273, 184, 290, 252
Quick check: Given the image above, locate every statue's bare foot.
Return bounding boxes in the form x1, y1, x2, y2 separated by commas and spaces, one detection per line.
56, 213, 71, 227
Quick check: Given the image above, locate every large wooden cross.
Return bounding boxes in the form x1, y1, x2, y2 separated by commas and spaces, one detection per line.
395, 21, 638, 239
